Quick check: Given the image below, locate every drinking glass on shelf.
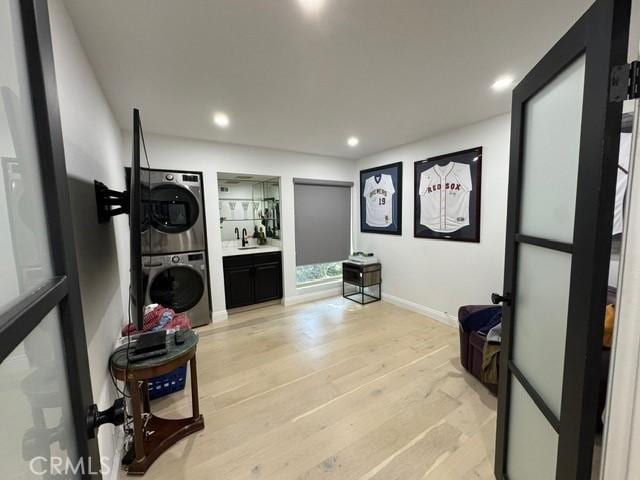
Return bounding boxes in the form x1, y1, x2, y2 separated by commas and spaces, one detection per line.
228, 201, 236, 219
241, 202, 250, 219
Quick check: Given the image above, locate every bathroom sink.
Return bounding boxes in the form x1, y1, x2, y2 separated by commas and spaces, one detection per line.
238, 246, 258, 250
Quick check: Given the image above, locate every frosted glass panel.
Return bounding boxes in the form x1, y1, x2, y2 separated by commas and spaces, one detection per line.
0, 0, 53, 312
0, 308, 81, 479
520, 55, 585, 243
513, 244, 571, 417
507, 377, 559, 479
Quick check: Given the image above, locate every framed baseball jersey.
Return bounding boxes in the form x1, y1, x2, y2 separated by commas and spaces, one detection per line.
414, 147, 482, 242
360, 162, 402, 235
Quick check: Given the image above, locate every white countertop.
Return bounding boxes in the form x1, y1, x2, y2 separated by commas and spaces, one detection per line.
221, 245, 282, 257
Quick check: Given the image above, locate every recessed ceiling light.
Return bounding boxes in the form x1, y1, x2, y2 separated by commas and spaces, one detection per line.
298, 0, 326, 15
492, 75, 515, 92
213, 111, 230, 128
347, 136, 359, 147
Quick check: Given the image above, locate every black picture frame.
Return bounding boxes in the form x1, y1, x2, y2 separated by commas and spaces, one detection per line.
360, 161, 403, 235
413, 147, 482, 242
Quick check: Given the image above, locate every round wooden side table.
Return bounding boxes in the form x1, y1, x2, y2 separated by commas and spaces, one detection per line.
110, 330, 205, 475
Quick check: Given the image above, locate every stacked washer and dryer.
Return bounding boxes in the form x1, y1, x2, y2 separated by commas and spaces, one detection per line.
142, 169, 211, 327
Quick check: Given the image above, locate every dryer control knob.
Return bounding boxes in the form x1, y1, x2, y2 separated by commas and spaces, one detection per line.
165, 174, 174, 181
172, 255, 180, 263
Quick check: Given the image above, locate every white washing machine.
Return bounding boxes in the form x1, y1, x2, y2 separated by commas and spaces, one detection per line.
143, 251, 210, 327
142, 169, 206, 255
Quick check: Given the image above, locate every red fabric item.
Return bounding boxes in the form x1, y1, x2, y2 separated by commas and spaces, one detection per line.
167, 313, 191, 331
121, 305, 191, 336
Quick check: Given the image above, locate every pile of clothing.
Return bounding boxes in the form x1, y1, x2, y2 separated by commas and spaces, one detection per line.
459, 303, 616, 388
459, 306, 502, 385
121, 304, 191, 336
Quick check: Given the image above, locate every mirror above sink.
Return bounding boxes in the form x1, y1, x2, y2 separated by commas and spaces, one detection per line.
217, 172, 281, 253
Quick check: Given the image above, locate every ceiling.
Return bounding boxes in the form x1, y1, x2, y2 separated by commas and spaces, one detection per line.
63, 0, 638, 160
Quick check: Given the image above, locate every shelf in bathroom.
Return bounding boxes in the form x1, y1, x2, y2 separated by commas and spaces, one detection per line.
222, 218, 277, 222
219, 198, 266, 202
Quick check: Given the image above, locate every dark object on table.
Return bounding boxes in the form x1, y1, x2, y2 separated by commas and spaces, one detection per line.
174, 330, 186, 345
110, 329, 204, 475
127, 347, 168, 363
134, 330, 167, 353
342, 261, 381, 305
128, 330, 167, 363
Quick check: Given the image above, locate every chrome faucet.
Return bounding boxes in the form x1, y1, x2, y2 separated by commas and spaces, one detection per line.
242, 228, 248, 247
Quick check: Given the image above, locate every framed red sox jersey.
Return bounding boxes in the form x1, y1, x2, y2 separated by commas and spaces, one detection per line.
360, 162, 403, 235
414, 147, 482, 242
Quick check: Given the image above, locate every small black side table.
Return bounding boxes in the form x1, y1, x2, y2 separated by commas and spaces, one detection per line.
342, 262, 381, 305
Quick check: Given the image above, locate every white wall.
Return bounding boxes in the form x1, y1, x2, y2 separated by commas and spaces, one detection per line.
49, 1, 129, 474
353, 114, 511, 325
122, 132, 355, 319
602, 106, 639, 480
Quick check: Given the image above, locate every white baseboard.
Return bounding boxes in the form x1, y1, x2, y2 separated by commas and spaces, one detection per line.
284, 286, 342, 306
212, 310, 228, 323
382, 293, 458, 328
106, 432, 124, 480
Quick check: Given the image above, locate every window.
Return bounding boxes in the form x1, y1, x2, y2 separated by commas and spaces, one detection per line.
296, 261, 343, 286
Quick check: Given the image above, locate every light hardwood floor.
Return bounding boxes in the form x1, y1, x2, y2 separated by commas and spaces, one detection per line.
128, 297, 497, 479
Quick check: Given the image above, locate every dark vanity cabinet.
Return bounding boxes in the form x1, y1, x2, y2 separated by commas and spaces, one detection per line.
223, 251, 282, 309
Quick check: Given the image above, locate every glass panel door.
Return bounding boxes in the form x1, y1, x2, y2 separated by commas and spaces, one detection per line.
519, 56, 585, 244
0, 0, 99, 477
494, 0, 632, 478
0, 0, 54, 309
512, 243, 572, 417
1, 309, 81, 479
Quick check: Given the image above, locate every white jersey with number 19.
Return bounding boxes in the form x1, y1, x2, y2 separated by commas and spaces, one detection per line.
363, 174, 395, 227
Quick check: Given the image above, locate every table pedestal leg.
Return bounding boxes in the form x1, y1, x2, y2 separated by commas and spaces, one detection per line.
141, 380, 150, 414
128, 378, 145, 464
190, 355, 200, 419
120, 349, 205, 476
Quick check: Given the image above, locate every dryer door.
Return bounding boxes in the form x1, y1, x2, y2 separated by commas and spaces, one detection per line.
148, 265, 205, 313
149, 184, 200, 234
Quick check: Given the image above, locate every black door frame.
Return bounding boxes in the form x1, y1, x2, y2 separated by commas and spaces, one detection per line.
0, 0, 100, 477
495, 0, 631, 478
